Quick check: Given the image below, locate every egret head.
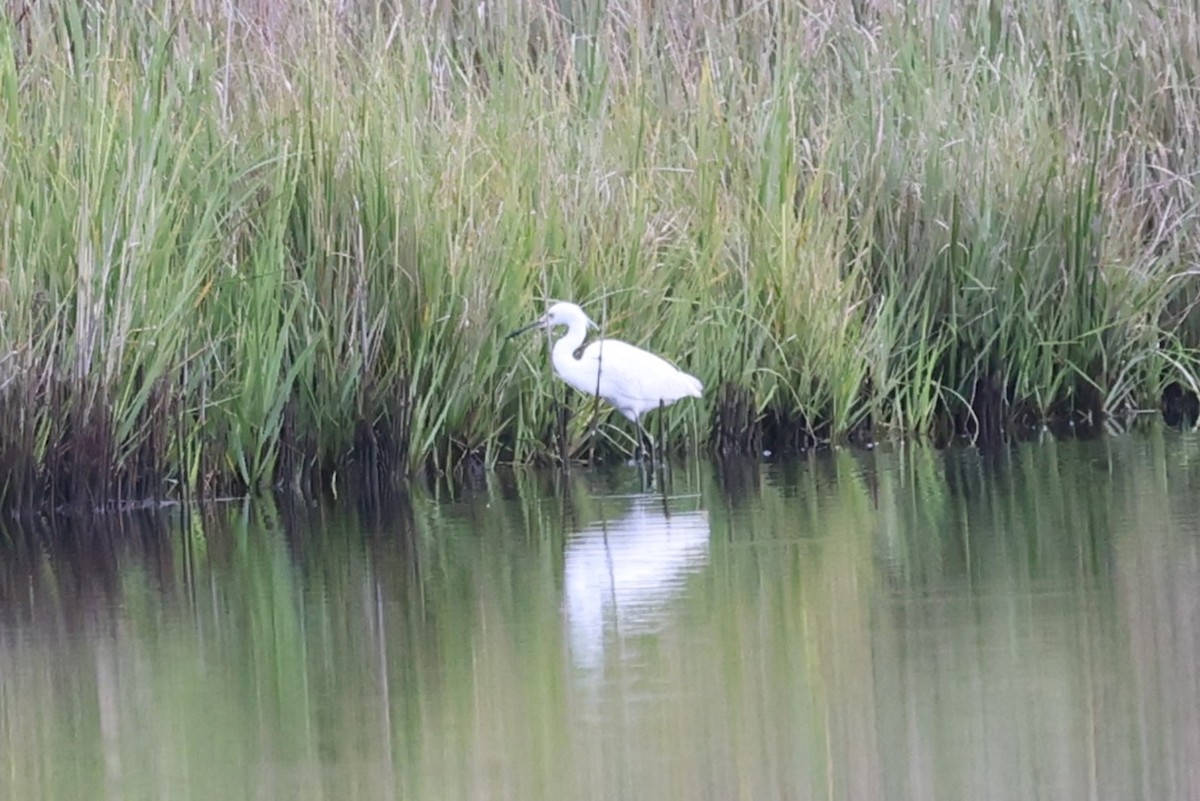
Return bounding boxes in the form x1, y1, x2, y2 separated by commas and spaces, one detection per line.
506, 301, 598, 338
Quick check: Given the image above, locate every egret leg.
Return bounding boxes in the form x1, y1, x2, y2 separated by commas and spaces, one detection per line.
637, 420, 656, 464
657, 399, 666, 465
655, 400, 670, 488
630, 420, 644, 462
637, 456, 655, 492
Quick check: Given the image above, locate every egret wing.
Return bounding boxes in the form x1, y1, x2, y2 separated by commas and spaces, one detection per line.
580, 339, 701, 419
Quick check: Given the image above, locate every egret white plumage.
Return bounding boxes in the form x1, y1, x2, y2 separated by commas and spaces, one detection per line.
507, 301, 703, 458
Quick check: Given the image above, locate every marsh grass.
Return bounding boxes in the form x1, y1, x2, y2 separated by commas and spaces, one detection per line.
1, 0, 1198, 507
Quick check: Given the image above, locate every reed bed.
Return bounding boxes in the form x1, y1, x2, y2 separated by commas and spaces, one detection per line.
1, 0, 1198, 507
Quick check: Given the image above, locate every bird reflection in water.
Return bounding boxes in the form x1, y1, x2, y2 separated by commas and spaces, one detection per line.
563, 495, 710, 673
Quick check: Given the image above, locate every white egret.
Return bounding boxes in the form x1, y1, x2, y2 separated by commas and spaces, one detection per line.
507, 301, 703, 458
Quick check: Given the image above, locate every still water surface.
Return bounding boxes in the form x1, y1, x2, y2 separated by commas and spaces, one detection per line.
3, 432, 1200, 800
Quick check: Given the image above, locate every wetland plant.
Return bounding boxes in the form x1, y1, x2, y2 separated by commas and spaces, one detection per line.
0, 0, 1197, 508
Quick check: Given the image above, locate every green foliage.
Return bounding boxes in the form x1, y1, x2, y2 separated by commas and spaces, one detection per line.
0, 0, 1198, 505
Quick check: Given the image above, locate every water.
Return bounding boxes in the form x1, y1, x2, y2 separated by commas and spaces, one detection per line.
3, 431, 1200, 800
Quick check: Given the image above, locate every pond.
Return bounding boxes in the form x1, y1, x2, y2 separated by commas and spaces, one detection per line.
2, 431, 1199, 800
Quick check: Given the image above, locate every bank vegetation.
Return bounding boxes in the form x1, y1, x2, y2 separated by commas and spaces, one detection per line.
1, 0, 1198, 508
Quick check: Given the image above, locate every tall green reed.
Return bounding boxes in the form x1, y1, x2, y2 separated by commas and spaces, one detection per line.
0, 0, 1197, 507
